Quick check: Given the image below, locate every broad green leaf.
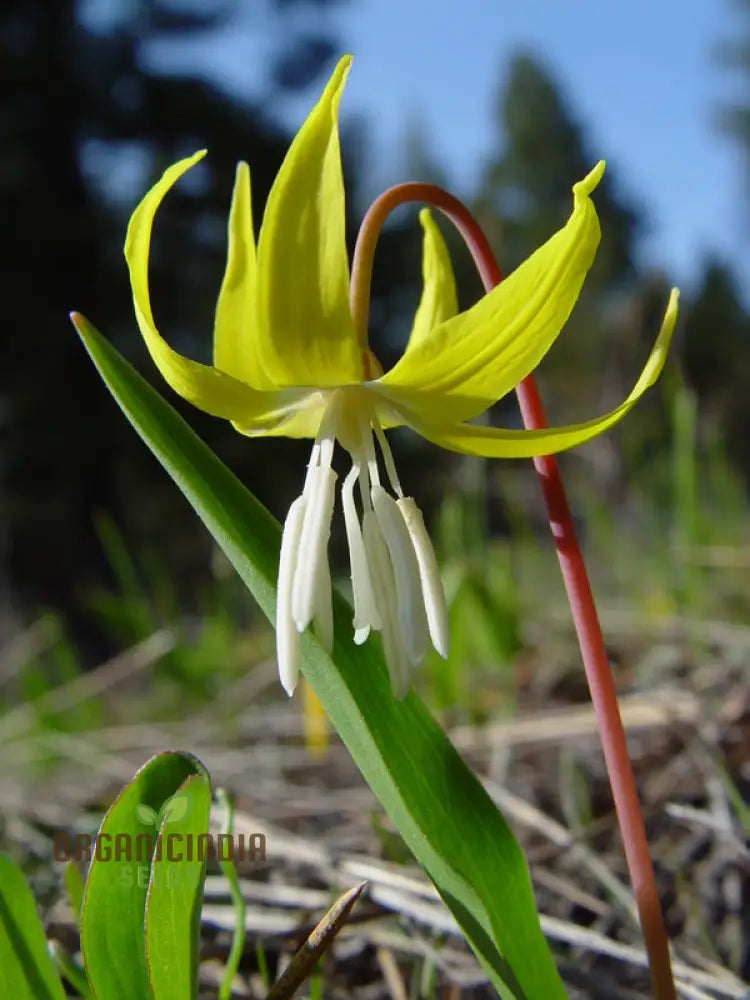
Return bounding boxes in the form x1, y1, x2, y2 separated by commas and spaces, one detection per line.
81, 751, 209, 1000
0, 853, 66, 1000
75, 313, 567, 999
145, 775, 212, 1000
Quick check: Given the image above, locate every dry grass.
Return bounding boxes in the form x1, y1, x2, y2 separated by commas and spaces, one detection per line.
1, 602, 749, 999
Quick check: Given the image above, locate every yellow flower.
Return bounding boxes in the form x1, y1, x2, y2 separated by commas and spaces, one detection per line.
125, 55, 678, 697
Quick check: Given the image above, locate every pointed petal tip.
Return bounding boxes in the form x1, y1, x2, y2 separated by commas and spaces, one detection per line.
173, 148, 208, 174
575, 160, 606, 200
324, 54, 353, 100
252, 51, 360, 388
652, 287, 680, 359
336, 53, 354, 74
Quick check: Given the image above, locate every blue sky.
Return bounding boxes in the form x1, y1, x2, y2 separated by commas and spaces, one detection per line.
141, 0, 748, 294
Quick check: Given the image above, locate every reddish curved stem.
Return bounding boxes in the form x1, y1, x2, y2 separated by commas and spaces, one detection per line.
351, 183, 677, 1000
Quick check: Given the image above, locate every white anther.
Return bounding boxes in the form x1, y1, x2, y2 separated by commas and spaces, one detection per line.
342, 463, 380, 642
371, 484, 429, 668
362, 511, 411, 698
276, 495, 307, 696
397, 498, 450, 658
292, 465, 337, 631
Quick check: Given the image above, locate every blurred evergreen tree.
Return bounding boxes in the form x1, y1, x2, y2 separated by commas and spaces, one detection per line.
687, 0, 750, 483
683, 257, 750, 477
477, 52, 641, 284
718, 0, 750, 212
0, 0, 347, 633
471, 53, 670, 496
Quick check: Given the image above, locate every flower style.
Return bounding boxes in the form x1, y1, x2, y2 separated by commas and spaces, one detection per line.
125, 55, 678, 698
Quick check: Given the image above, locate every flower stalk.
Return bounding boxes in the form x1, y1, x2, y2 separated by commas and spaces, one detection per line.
351, 184, 678, 1000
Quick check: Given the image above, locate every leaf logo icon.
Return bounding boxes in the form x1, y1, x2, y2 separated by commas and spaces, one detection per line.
135, 793, 189, 829
160, 794, 188, 826
136, 803, 158, 827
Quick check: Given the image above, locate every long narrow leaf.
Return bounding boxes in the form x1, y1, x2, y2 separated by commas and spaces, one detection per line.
0, 854, 66, 1000
75, 313, 567, 1000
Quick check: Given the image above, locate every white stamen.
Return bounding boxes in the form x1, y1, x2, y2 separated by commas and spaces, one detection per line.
357, 457, 372, 513
360, 416, 381, 489
397, 498, 450, 658
274, 389, 452, 699
292, 464, 337, 631
301, 440, 321, 495
342, 463, 380, 641
373, 420, 403, 497
362, 511, 411, 697
276, 495, 307, 696
371, 484, 429, 668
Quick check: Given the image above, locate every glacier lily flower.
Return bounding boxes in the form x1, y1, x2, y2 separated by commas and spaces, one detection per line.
124, 55, 678, 698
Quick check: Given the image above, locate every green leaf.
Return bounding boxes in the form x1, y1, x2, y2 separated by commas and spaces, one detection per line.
75, 312, 567, 999
145, 776, 211, 1000
0, 853, 66, 1000
80, 750, 209, 1000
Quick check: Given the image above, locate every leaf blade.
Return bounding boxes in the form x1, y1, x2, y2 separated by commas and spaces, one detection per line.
0, 854, 66, 1000
75, 313, 567, 999
80, 751, 208, 1000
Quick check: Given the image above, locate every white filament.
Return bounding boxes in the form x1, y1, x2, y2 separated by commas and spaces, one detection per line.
373, 420, 403, 497
342, 463, 380, 642
360, 416, 381, 489
362, 511, 411, 698
371, 485, 429, 667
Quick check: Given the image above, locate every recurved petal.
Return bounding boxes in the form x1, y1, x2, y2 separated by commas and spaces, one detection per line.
378, 162, 605, 424
406, 209, 458, 353
124, 151, 283, 426
214, 161, 261, 386
403, 289, 679, 458
255, 55, 363, 388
